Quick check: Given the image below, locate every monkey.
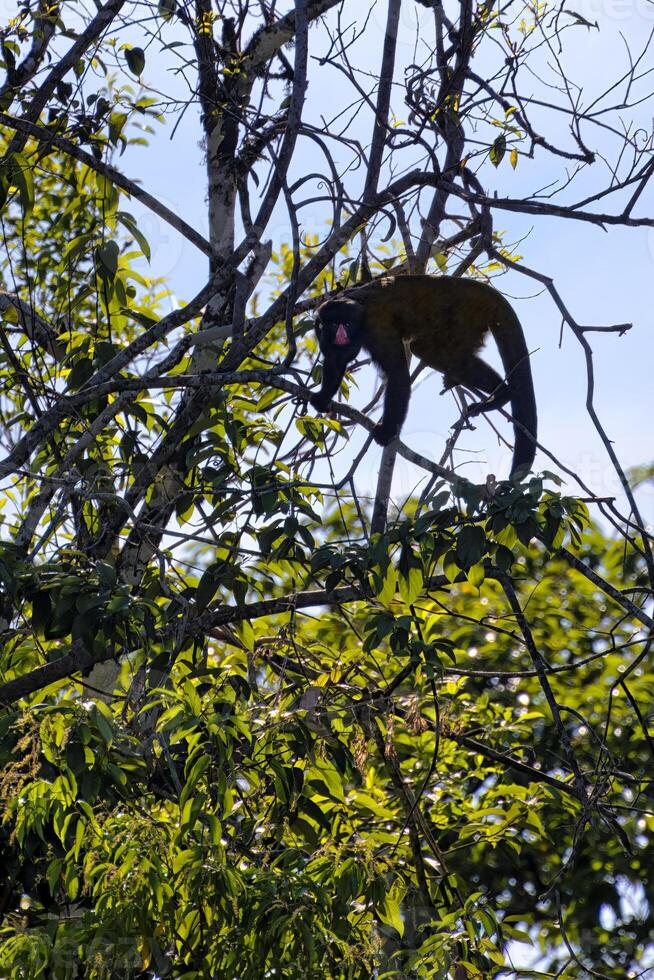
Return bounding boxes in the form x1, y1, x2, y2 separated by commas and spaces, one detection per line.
309, 275, 537, 477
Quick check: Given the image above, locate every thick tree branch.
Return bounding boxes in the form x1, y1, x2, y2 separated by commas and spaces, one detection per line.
244, 0, 341, 70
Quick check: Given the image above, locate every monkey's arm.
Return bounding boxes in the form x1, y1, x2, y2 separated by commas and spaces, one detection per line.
309, 354, 349, 412
373, 356, 411, 446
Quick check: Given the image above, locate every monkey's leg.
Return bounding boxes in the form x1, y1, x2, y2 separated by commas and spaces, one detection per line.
450, 356, 511, 415
310, 356, 348, 412
373, 358, 411, 446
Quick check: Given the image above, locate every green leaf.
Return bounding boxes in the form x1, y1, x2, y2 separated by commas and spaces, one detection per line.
443, 549, 459, 583
96, 561, 117, 588
67, 356, 94, 390
398, 565, 423, 604
107, 594, 130, 613
494, 544, 514, 571
238, 619, 255, 652
377, 895, 403, 935
47, 858, 63, 895
489, 134, 507, 167
180, 754, 211, 810
197, 565, 221, 611
93, 707, 114, 746
125, 46, 146, 77
376, 564, 397, 607
62, 232, 95, 265
109, 111, 128, 145
10, 152, 34, 214
95, 240, 120, 281
1, 302, 18, 324
456, 524, 486, 569
117, 212, 151, 261
313, 765, 345, 803
377, 879, 407, 936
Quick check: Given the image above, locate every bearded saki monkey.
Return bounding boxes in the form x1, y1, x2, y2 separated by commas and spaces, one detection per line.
309, 275, 537, 477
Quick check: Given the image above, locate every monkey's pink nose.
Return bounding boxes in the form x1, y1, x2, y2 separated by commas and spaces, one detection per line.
334, 323, 349, 345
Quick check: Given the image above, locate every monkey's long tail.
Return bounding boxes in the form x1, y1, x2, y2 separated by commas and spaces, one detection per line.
492, 308, 538, 477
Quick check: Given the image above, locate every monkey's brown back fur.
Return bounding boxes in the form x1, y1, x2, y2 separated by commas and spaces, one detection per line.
347, 275, 514, 371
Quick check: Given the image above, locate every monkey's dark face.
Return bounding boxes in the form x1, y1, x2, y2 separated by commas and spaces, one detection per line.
316, 298, 365, 361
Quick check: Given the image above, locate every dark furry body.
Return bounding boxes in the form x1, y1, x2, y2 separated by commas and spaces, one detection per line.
310, 275, 537, 476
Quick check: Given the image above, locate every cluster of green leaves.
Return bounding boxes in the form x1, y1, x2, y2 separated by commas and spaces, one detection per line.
1, 478, 653, 978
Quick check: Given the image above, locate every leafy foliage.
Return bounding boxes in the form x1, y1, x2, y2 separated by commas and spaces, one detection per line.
0, 2, 652, 979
